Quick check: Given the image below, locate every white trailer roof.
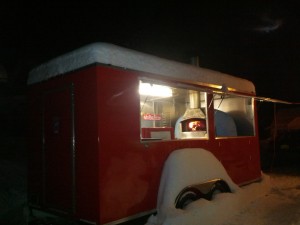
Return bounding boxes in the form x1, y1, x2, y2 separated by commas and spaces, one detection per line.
28, 42, 255, 94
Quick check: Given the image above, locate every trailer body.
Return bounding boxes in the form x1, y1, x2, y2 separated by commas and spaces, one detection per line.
27, 43, 261, 224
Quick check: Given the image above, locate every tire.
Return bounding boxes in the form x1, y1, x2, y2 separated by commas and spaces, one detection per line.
175, 191, 199, 209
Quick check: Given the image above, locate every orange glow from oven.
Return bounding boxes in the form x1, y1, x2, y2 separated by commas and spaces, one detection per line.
188, 121, 203, 131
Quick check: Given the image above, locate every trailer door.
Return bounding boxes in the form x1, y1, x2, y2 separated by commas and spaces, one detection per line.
43, 85, 75, 213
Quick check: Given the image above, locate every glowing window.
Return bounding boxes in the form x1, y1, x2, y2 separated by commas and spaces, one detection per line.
139, 80, 208, 141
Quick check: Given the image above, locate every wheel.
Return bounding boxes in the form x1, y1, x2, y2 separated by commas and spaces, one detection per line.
210, 179, 231, 198
175, 187, 204, 209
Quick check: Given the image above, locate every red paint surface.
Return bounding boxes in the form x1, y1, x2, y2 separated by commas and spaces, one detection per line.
43, 87, 73, 211
28, 64, 261, 224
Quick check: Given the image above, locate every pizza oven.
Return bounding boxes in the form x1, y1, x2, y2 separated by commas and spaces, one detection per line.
175, 91, 207, 139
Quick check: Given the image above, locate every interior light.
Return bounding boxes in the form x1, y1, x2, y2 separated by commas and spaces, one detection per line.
139, 82, 172, 97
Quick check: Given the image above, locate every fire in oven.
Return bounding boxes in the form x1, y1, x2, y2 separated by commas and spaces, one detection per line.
181, 118, 206, 132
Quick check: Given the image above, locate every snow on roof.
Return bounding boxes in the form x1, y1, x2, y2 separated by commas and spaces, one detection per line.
28, 42, 255, 94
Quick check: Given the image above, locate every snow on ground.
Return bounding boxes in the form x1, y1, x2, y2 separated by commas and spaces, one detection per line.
2, 145, 300, 225
220, 172, 300, 225
145, 148, 300, 225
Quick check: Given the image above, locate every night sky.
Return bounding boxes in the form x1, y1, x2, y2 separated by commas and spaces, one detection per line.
1, 3, 300, 225
1, 1, 300, 102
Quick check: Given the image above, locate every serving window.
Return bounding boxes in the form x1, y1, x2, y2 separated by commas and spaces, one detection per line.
139, 80, 208, 141
213, 94, 255, 137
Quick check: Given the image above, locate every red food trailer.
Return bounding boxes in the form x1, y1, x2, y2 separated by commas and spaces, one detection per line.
27, 43, 261, 224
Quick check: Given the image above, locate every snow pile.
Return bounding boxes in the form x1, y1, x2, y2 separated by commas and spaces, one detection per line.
220, 173, 300, 225
146, 148, 270, 225
28, 43, 255, 95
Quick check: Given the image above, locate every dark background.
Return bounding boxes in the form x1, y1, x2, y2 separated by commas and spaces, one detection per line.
1, 1, 300, 141
1, 2, 300, 224
1, 1, 300, 101
0, 2, 299, 154
0, 1, 300, 156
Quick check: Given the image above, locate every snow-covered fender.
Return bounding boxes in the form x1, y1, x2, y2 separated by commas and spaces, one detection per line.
156, 148, 238, 210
